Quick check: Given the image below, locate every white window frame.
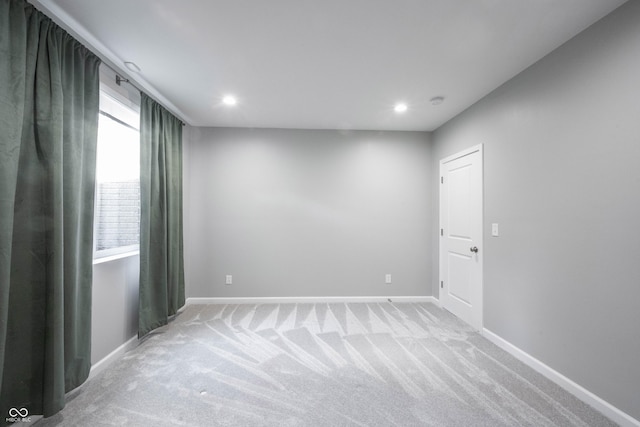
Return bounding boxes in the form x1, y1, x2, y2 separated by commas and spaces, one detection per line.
93, 70, 141, 263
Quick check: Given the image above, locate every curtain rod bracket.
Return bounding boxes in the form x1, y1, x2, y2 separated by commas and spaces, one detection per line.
109, 67, 186, 124
115, 75, 129, 86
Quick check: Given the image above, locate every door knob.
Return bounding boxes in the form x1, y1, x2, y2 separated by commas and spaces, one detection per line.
470, 246, 478, 253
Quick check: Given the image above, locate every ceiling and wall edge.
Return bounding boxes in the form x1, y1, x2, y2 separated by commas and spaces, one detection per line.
27, 1, 628, 133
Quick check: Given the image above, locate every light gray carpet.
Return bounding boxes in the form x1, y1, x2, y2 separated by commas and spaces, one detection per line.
37, 302, 615, 426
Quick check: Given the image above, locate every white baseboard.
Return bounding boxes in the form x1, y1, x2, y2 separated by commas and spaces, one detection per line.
89, 335, 138, 381
186, 296, 439, 305
483, 328, 639, 427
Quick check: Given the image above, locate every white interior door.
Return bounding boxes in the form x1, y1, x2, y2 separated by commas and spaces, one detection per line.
439, 144, 483, 330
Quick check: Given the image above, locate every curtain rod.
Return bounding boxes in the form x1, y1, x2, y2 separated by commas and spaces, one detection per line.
102, 63, 186, 126
26, 0, 186, 126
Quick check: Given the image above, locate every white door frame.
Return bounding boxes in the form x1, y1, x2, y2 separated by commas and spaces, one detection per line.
439, 144, 484, 330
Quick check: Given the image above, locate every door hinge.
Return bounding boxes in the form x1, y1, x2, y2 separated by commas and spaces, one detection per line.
440, 280, 443, 289
440, 228, 443, 236
441, 176, 443, 184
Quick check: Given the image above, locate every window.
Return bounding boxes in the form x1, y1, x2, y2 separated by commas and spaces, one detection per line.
93, 88, 140, 259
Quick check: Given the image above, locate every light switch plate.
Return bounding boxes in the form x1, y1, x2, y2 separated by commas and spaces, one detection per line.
492, 223, 499, 237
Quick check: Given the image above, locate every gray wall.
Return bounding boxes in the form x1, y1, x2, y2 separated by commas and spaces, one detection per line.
184, 127, 433, 298
91, 256, 138, 364
432, 1, 640, 419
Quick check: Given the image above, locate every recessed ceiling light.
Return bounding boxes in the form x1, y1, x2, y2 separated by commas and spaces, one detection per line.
222, 95, 237, 106
394, 103, 408, 113
124, 61, 141, 73
430, 96, 445, 106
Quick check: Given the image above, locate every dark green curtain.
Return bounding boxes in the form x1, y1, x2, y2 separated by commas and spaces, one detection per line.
139, 93, 185, 337
0, 0, 100, 419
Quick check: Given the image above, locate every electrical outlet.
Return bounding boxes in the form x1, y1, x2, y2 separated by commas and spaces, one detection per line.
385, 274, 392, 284
225, 275, 232, 285
492, 223, 499, 237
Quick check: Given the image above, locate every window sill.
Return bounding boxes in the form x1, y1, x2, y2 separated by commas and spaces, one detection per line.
93, 250, 140, 265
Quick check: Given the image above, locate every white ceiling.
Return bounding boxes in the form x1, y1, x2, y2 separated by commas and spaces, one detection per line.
33, 0, 626, 131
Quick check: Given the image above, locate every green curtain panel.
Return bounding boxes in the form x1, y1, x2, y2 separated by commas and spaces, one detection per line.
139, 93, 185, 338
0, 0, 101, 420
